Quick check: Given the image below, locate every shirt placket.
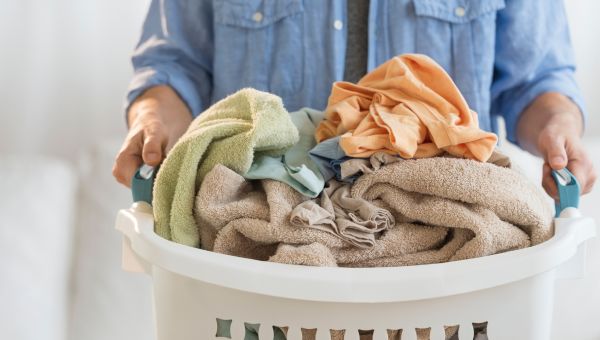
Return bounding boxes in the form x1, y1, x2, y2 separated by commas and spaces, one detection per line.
331, 0, 347, 81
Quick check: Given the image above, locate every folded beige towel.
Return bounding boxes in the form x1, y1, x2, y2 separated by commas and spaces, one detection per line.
195, 153, 552, 267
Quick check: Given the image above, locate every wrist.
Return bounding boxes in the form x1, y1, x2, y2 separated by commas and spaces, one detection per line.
128, 85, 192, 129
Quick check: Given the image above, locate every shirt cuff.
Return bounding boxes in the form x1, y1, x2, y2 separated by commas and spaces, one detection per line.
124, 64, 202, 120
500, 72, 587, 144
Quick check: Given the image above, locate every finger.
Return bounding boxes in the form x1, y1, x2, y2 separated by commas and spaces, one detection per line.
113, 153, 143, 188
563, 136, 596, 195
142, 122, 167, 166
568, 158, 597, 195
584, 168, 598, 194
542, 135, 568, 170
113, 133, 144, 187
541, 162, 558, 199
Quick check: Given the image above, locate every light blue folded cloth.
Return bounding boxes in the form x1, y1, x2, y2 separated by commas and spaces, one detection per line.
244, 108, 325, 197
309, 135, 360, 183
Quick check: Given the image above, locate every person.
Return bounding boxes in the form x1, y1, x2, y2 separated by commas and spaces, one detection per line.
113, 0, 596, 200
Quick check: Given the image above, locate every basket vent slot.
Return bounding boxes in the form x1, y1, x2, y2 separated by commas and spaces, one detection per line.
301, 328, 317, 339
274, 326, 289, 338
215, 319, 489, 339
244, 322, 261, 340
444, 325, 459, 340
387, 329, 402, 340
472, 322, 488, 340
330, 329, 345, 339
415, 327, 431, 339
215, 318, 232, 338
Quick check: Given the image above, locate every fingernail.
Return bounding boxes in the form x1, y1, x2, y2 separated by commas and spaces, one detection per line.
147, 152, 158, 161
551, 156, 565, 165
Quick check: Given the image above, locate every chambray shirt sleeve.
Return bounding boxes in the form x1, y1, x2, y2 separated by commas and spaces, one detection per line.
491, 0, 585, 144
125, 0, 213, 117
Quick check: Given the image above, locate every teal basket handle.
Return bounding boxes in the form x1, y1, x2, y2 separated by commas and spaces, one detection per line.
131, 164, 157, 205
551, 168, 580, 217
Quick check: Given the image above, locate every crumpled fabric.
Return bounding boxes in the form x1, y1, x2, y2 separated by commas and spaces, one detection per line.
316, 54, 498, 162
290, 180, 394, 248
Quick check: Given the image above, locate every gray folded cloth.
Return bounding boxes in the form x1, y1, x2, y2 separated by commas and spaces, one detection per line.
290, 180, 394, 248
339, 151, 403, 180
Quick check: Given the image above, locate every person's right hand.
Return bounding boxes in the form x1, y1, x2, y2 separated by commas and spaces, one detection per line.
112, 85, 193, 187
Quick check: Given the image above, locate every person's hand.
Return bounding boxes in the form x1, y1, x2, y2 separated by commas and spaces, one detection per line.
517, 92, 597, 199
112, 85, 192, 187
537, 117, 596, 199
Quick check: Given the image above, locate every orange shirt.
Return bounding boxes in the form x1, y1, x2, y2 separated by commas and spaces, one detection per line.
316, 54, 498, 161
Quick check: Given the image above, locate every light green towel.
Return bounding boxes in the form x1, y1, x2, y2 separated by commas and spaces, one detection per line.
153, 88, 299, 247
244, 108, 325, 197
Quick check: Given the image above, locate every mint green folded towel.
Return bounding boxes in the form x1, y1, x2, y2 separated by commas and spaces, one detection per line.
244, 108, 325, 198
153, 88, 299, 247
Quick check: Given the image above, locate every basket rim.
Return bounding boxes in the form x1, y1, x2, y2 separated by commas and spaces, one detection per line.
116, 203, 596, 303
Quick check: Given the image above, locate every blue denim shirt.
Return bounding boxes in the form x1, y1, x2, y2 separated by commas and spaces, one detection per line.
127, 0, 585, 143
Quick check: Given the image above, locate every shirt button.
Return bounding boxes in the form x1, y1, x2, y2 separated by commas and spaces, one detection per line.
454, 6, 466, 17
333, 20, 343, 30
252, 12, 263, 22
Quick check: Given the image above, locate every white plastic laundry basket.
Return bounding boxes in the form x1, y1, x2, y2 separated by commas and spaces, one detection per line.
115, 203, 596, 340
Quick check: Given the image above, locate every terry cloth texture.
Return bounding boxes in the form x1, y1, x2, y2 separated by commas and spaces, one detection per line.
195, 155, 553, 267
316, 54, 498, 162
339, 150, 511, 181
152, 88, 299, 247
245, 108, 325, 197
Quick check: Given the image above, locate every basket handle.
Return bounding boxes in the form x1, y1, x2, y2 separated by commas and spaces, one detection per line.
115, 202, 154, 274
552, 168, 580, 217
131, 164, 157, 205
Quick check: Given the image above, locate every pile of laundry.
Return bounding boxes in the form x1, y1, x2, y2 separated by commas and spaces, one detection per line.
151, 54, 553, 267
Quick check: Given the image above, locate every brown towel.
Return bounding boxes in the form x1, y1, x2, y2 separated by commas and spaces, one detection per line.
195, 154, 552, 267
339, 150, 512, 181
195, 165, 347, 255
339, 152, 403, 180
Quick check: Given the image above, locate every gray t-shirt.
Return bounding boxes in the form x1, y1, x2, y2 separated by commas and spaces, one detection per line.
343, 0, 370, 83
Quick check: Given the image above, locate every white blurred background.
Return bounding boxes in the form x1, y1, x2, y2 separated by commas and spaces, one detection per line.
0, 1, 598, 340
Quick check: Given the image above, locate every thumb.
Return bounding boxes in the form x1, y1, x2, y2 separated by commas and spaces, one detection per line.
142, 124, 167, 166
543, 136, 568, 170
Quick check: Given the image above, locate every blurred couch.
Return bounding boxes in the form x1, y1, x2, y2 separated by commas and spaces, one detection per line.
0, 156, 76, 340
67, 141, 154, 340
0, 138, 598, 340
0, 141, 154, 340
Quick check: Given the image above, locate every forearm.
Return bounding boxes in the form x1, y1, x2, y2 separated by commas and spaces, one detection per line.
516, 92, 583, 156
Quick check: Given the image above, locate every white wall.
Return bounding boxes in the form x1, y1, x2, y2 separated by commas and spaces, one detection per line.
0, 0, 148, 160
566, 0, 600, 136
